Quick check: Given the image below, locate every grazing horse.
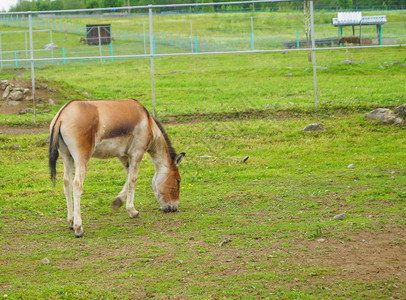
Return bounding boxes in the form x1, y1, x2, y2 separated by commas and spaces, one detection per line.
49, 99, 185, 238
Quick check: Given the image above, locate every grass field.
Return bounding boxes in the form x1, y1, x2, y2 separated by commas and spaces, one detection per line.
0, 42, 405, 297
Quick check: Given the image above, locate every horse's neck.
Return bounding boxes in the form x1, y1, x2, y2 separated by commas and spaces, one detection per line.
148, 128, 171, 174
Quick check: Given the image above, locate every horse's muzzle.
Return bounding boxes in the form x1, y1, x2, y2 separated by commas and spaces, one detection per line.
161, 205, 178, 213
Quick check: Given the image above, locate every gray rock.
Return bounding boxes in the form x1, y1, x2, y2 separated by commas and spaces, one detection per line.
44, 43, 58, 50
317, 238, 326, 243
7, 100, 21, 106
14, 71, 25, 78
334, 213, 347, 220
23, 88, 30, 95
285, 73, 293, 77
48, 87, 57, 92
347, 164, 354, 169
341, 60, 356, 65
366, 108, 404, 126
0, 80, 9, 90
19, 108, 32, 115
41, 257, 50, 265
8, 90, 24, 101
303, 123, 325, 132
2, 86, 11, 100
48, 98, 55, 106
394, 104, 406, 119
12, 144, 21, 149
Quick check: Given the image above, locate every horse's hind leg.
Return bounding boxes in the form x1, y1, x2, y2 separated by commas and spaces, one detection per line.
72, 159, 88, 238
112, 156, 129, 210
61, 153, 74, 230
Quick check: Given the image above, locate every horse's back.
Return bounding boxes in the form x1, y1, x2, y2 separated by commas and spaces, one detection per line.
53, 99, 152, 160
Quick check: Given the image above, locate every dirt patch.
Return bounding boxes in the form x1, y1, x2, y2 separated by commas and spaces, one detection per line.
290, 229, 406, 282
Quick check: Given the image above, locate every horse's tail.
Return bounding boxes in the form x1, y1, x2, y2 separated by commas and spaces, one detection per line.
49, 119, 61, 185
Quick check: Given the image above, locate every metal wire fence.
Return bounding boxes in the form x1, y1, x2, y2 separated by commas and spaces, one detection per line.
0, 0, 405, 120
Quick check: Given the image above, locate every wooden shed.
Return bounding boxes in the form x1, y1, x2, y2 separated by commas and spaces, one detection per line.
86, 24, 111, 45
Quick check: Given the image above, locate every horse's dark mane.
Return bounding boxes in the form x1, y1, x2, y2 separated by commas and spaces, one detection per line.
153, 118, 177, 163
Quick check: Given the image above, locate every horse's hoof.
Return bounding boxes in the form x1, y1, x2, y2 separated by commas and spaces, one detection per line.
74, 227, 84, 238
129, 211, 139, 219
112, 197, 123, 211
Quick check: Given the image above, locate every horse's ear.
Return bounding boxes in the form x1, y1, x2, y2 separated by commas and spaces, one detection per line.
175, 152, 185, 166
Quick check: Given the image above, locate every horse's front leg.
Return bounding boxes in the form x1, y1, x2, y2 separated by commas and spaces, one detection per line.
124, 153, 143, 219
112, 157, 129, 210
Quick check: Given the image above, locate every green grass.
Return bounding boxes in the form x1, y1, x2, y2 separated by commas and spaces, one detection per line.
0, 25, 405, 298
1, 46, 405, 127
0, 112, 405, 298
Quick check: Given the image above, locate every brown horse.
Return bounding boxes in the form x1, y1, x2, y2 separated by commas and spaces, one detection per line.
49, 99, 185, 237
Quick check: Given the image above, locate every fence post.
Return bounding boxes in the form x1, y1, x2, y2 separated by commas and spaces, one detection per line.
110, 42, 114, 62
14, 52, 18, 68
310, 0, 318, 108
143, 23, 147, 58
62, 47, 66, 64
149, 5, 156, 117
0, 34, 2, 70
296, 29, 299, 48
28, 13, 37, 123
190, 20, 193, 53
98, 26, 102, 62
250, 16, 254, 50
195, 36, 198, 53
50, 30, 54, 63
25, 32, 28, 63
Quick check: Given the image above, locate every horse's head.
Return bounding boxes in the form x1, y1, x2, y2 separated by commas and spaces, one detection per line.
152, 152, 185, 212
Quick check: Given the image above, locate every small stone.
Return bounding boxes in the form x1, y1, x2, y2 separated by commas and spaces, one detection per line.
347, 164, 354, 169
394, 104, 406, 119
23, 88, 30, 95
41, 257, 50, 265
2, 86, 11, 100
0, 80, 9, 90
379, 65, 385, 69
178, 260, 183, 264
285, 73, 292, 77
48, 98, 55, 106
341, 60, 356, 65
199, 155, 213, 158
317, 238, 325, 243
8, 90, 24, 101
303, 123, 325, 132
8, 100, 21, 106
83, 91, 89, 97
19, 108, 32, 115
391, 171, 396, 174
334, 213, 347, 220
48, 87, 57, 92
